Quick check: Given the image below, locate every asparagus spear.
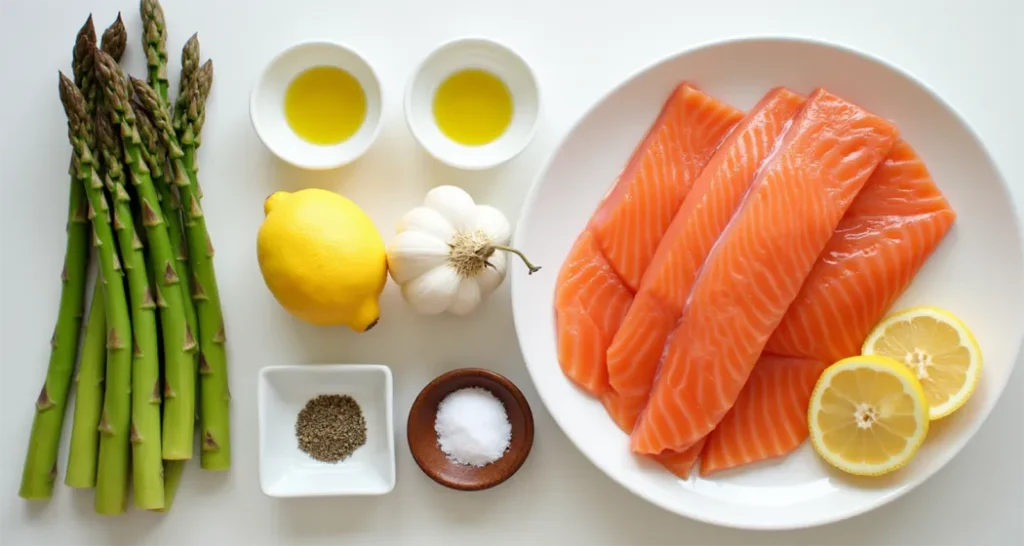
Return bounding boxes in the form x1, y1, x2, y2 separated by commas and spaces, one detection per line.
96, 108, 166, 509
18, 17, 95, 501
133, 77, 231, 471
58, 73, 133, 515
141, 0, 169, 105
136, 101, 197, 511
142, 1, 201, 383
95, 49, 198, 461
135, 89, 198, 379
64, 283, 106, 488
61, 13, 128, 492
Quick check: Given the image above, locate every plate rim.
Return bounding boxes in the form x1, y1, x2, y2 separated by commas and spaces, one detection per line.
510, 33, 1024, 530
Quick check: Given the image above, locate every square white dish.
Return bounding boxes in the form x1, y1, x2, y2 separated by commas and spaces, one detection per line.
258, 364, 395, 497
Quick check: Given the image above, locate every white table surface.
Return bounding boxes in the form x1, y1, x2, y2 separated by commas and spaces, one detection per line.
2, 0, 1022, 544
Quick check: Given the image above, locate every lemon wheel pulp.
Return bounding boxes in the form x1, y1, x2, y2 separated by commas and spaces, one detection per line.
808, 355, 930, 476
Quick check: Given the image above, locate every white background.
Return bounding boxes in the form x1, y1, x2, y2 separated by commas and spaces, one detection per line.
1, 0, 1021, 544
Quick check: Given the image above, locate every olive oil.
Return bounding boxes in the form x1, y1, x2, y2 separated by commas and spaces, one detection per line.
284, 65, 366, 146
432, 68, 513, 146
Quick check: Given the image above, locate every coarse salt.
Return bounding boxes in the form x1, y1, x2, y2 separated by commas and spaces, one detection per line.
434, 386, 512, 467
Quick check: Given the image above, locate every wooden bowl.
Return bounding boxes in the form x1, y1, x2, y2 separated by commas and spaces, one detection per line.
407, 367, 534, 491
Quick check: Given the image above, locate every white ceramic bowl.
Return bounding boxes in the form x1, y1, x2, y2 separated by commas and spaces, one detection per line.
510, 36, 1023, 530
258, 364, 396, 497
405, 37, 540, 170
250, 41, 383, 170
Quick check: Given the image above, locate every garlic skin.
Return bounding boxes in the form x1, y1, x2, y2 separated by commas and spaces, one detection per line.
386, 186, 510, 316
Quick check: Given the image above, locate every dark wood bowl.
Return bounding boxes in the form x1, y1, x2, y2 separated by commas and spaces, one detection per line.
407, 367, 534, 491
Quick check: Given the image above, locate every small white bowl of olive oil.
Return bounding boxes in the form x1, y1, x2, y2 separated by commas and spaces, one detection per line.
405, 37, 540, 170
251, 41, 383, 170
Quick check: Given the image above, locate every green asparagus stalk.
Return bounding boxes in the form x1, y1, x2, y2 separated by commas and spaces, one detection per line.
95, 49, 198, 461
138, 101, 198, 510
156, 460, 186, 512
96, 109, 166, 509
62, 12, 128, 491
143, 1, 201, 371
18, 16, 95, 501
141, 0, 169, 105
58, 72, 133, 515
64, 283, 106, 488
135, 99, 198, 373
133, 77, 231, 471
140, 0, 202, 439
62, 13, 129, 493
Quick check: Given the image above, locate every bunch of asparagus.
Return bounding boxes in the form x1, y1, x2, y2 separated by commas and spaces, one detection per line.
17, 0, 231, 515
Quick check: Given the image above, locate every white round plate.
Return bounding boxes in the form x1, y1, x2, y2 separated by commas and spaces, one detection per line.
510, 36, 1023, 530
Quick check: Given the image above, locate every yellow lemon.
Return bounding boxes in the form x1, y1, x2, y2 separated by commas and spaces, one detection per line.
257, 189, 387, 331
808, 355, 929, 476
862, 306, 983, 420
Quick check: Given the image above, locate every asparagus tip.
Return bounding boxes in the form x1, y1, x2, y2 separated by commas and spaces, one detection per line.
184, 32, 199, 53
100, 12, 128, 62
57, 71, 77, 106
72, 18, 96, 74
78, 14, 96, 40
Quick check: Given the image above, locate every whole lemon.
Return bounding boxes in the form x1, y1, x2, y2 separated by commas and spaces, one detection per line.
257, 189, 387, 331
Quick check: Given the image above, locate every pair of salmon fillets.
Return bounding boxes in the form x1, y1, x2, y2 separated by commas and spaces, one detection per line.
553, 83, 955, 478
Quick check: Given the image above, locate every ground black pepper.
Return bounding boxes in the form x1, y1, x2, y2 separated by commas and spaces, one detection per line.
295, 394, 368, 463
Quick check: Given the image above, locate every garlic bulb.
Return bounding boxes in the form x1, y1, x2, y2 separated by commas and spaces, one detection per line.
386, 185, 540, 316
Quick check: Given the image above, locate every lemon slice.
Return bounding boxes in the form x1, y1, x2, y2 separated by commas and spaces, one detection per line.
861, 306, 982, 420
808, 355, 929, 476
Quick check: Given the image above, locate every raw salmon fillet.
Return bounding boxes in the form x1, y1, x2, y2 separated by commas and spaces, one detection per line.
630, 88, 900, 455
699, 354, 827, 476
764, 140, 956, 363
604, 87, 807, 432
600, 390, 648, 434
654, 438, 707, 479
554, 230, 634, 394
555, 84, 743, 396
588, 83, 745, 292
